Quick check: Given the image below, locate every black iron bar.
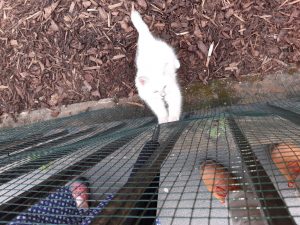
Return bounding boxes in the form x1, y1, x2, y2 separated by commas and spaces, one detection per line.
228, 117, 296, 225
91, 122, 188, 225
266, 103, 300, 126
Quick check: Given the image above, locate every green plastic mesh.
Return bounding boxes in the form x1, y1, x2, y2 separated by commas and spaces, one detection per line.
0, 90, 300, 225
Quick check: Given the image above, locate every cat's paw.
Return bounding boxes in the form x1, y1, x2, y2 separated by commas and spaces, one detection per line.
168, 116, 179, 123
158, 116, 169, 124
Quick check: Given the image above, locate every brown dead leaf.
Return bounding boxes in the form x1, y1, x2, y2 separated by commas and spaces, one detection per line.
198, 73, 208, 85
35, 85, 43, 93
112, 11, 119, 16
200, 20, 208, 28
79, 12, 95, 19
49, 20, 59, 32
98, 7, 107, 20
69, 1, 76, 13
194, 24, 202, 38
15, 86, 24, 99
128, 90, 134, 98
19, 72, 29, 78
28, 51, 35, 58
225, 8, 234, 18
277, 29, 287, 42
188, 45, 197, 52
166, 0, 173, 5
251, 48, 259, 57
91, 90, 101, 97
112, 54, 126, 60
37, 60, 45, 72
82, 1, 91, 8
0, 85, 8, 90
233, 13, 245, 23
108, 2, 123, 10
287, 37, 300, 48
197, 41, 208, 55
154, 22, 165, 30
83, 66, 101, 70
83, 80, 92, 92
196, 50, 204, 60
89, 56, 103, 64
43, 1, 61, 19
269, 46, 279, 55
119, 19, 133, 33
137, 0, 147, 9
242, 2, 254, 9
171, 22, 181, 28
89, 0, 98, 6
49, 93, 60, 106
221, 31, 231, 39
64, 15, 72, 22
51, 110, 60, 117
225, 62, 240, 71
10, 40, 18, 46
84, 74, 94, 82
0, 0, 4, 10
288, 9, 299, 23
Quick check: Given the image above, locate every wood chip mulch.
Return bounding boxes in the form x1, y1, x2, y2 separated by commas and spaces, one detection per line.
0, 0, 299, 117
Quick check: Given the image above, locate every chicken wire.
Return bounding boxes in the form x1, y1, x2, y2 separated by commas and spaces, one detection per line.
0, 92, 300, 225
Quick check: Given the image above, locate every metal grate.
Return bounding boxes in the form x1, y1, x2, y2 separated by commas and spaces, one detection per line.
0, 93, 300, 224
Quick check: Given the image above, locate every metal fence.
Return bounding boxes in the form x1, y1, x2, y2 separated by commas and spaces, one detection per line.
0, 91, 300, 224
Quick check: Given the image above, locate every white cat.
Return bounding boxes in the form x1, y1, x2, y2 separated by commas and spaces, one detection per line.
131, 10, 182, 124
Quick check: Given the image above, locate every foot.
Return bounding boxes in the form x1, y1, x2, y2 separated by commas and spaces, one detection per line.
158, 116, 169, 124
69, 178, 90, 209
271, 143, 300, 188
168, 115, 179, 123
200, 160, 241, 204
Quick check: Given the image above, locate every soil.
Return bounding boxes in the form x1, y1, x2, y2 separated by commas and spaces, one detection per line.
0, 0, 299, 117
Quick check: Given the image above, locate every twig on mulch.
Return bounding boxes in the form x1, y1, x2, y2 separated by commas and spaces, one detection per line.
125, 102, 145, 108
206, 42, 214, 67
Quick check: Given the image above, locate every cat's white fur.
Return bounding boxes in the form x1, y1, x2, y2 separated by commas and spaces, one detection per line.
131, 10, 182, 124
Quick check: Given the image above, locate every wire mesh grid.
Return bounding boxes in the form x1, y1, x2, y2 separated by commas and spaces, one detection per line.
0, 92, 300, 224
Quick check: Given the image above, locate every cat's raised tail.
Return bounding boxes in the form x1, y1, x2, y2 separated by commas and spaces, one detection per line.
131, 10, 152, 39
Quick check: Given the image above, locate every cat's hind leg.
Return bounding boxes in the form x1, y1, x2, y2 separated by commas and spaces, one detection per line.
143, 94, 169, 124
165, 82, 182, 122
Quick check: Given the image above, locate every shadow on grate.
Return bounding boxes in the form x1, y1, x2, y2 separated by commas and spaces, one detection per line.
0, 94, 300, 224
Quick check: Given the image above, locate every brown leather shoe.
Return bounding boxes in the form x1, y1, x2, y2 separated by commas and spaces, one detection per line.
200, 160, 241, 204
271, 143, 300, 188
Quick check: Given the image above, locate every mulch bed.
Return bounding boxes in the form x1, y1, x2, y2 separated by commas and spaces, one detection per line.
0, 0, 299, 117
